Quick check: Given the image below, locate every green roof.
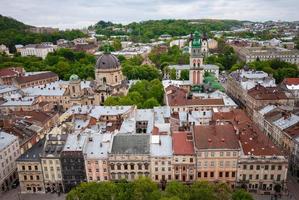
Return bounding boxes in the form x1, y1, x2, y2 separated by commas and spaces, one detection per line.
192, 31, 201, 48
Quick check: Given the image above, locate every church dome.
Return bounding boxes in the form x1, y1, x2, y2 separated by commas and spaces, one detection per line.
69, 74, 80, 81
96, 53, 120, 70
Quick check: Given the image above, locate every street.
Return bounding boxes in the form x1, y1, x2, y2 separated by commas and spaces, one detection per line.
0, 187, 66, 200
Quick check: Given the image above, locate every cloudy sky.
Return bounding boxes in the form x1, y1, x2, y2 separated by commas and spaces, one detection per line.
0, 0, 298, 29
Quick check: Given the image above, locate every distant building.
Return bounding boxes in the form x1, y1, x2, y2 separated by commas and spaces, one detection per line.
13, 71, 59, 88
233, 46, 299, 64
28, 27, 59, 34
19, 44, 56, 59
0, 131, 20, 193
281, 78, 299, 104
0, 67, 25, 85
0, 44, 9, 54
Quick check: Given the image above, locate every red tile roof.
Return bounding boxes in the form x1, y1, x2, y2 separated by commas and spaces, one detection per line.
0, 68, 19, 77
247, 85, 287, 100
212, 109, 283, 156
166, 85, 224, 107
15, 72, 58, 84
284, 123, 299, 139
283, 78, 299, 85
172, 131, 194, 155
193, 124, 240, 150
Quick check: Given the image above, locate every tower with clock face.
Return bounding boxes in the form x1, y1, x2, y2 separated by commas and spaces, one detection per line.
189, 31, 204, 85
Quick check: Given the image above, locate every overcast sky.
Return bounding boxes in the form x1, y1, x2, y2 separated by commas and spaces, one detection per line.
0, 0, 298, 29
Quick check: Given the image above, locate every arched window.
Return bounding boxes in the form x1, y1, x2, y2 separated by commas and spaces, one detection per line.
115, 75, 118, 83
103, 77, 106, 84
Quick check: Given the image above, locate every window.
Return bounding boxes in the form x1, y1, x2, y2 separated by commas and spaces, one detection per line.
278, 165, 282, 170
211, 161, 215, 167
155, 175, 158, 180
124, 164, 128, 170
190, 158, 193, 163
249, 174, 252, 180
30, 175, 33, 180
168, 175, 171, 180
265, 165, 269, 170
243, 165, 247, 170
36, 175, 40, 180
264, 175, 267, 180
210, 172, 214, 178
270, 174, 274, 180
204, 161, 208, 167
219, 172, 223, 178
242, 174, 246, 181
96, 169, 99, 172
204, 172, 208, 178
250, 165, 253, 170
117, 165, 121, 170
256, 165, 260, 170
155, 167, 158, 172
271, 165, 275, 170
28, 166, 32, 171
225, 172, 229, 178
256, 174, 259, 180
211, 152, 215, 157
226, 152, 231, 156
232, 172, 235, 177
198, 172, 201, 178
24, 175, 27, 180
22, 166, 25, 171
220, 152, 224, 157
277, 174, 281, 181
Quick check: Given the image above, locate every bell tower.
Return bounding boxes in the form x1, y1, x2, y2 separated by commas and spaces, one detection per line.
189, 31, 204, 85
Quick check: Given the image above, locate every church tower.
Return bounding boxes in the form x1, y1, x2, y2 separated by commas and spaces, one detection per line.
201, 33, 209, 56
189, 31, 204, 85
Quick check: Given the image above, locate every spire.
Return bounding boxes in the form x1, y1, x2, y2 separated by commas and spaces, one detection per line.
192, 31, 201, 48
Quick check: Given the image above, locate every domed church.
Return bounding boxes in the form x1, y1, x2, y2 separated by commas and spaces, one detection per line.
93, 47, 128, 103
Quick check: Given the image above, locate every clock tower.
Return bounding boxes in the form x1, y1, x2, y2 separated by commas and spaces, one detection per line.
189, 31, 204, 85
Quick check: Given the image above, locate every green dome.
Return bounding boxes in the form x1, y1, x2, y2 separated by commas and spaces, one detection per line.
69, 74, 80, 81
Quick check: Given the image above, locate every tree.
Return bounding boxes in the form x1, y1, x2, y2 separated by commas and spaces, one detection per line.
113, 39, 122, 51
232, 189, 254, 200
170, 68, 177, 80
180, 69, 189, 80
189, 181, 216, 200
164, 181, 190, 200
132, 177, 161, 200
143, 98, 160, 108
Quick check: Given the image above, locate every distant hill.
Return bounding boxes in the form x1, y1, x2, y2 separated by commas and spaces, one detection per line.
92, 19, 245, 42
0, 14, 31, 30
0, 14, 85, 52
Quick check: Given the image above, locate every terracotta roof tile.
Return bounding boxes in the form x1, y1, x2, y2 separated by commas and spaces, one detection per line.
172, 131, 194, 155
247, 85, 287, 100
193, 124, 240, 150
283, 78, 299, 85
15, 72, 58, 84
166, 85, 224, 107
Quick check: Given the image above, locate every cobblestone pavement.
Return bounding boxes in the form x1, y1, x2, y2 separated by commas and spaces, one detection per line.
0, 187, 66, 200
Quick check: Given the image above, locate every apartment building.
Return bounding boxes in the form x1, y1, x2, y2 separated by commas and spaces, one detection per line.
0, 131, 20, 193
109, 134, 151, 181
172, 131, 195, 183
150, 135, 173, 184
17, 139, 45, 194
41, 134, 67, 193
193, 124, 240, 188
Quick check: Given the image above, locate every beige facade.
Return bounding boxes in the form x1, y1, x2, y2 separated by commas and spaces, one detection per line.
173, 155, 196, 182
0, 132, 20, 193
196, 150, 239, 187
41, 158, 63, 193
237, 156, 288, 194
85, 159, 109, 182
151, 157, 173, 182
108, 155, 150, 181
17, 161, 45, 193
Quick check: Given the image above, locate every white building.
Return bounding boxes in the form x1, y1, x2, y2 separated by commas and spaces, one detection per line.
19, 44, 55, 59
0, 44, 9, 55
0, 131, 20, 193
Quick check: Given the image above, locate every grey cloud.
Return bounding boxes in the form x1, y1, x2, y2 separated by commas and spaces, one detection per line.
0, 0, 298, 29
